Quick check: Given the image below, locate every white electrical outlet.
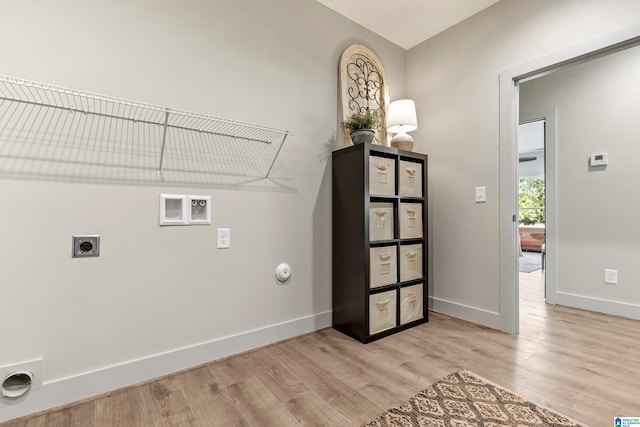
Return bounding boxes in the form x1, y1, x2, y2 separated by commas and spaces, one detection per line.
217, 228, 231, 249
604, 269, 618, 284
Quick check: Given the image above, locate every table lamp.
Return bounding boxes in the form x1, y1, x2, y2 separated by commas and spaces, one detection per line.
387, 99, 418, 151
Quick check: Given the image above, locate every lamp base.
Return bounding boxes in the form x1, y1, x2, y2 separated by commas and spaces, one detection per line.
390, 132, 414, 151
390, 140, 414, 151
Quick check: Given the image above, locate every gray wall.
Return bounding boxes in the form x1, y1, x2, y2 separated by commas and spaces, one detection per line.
0, 0, 406, 384
407, 0, 640, 325
521, 44, 640, 310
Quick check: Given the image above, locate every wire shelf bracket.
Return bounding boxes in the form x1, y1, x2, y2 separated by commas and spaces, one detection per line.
0, 75, 294, 191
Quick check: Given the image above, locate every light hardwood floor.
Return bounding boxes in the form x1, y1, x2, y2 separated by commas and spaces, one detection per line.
3, 270, 640, 426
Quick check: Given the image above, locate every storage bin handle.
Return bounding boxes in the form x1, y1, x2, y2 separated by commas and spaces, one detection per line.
378, 254, 392, 261
406, 209, 415, 217
405, 168, 416, 176
405, 251, 417, 259
375, 299, 390, 308
374, 210, 387, 218
375, 163, 388, 171
405, 292, 416, 302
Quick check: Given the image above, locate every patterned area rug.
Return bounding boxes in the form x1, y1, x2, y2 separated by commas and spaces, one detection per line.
363, 370, 584, 427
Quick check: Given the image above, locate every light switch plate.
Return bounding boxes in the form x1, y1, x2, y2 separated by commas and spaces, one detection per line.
475, 186, 487, 203
604, 268, 618, 284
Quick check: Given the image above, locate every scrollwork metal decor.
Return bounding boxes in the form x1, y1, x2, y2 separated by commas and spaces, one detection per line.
340, 45, 389, 146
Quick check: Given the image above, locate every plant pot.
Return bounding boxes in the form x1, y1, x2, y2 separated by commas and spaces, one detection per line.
350, 129, 375, 144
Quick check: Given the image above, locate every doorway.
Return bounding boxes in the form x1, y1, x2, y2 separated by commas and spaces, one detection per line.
517, 108, 557, 309
517, 120, 545, 280
498, 24, 640, 334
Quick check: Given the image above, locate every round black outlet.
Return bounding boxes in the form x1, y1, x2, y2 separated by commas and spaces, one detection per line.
79, 241, 93, 252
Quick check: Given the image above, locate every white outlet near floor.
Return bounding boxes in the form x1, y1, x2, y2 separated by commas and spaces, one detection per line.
217, 228, 231, 249
604, 269, 618, 284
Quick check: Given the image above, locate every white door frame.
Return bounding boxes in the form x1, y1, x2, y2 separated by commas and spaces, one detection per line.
498, 23, 640, 334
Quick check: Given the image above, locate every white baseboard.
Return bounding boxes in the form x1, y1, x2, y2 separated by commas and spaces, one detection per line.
428, 296, 501, 330
0, 311, 332, 423
547, 291, 640, 320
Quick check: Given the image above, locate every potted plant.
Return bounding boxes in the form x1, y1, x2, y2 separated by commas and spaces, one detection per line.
343, 109, 380, 144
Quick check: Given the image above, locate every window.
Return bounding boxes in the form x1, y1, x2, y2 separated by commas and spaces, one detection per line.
519, 177, 545, 225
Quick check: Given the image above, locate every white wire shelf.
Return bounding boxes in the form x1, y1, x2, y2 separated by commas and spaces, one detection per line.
0, 75, 294, 191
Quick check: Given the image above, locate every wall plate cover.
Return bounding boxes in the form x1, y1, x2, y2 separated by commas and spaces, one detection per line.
475, 186, 487, 203
187, 195, 211, 224
160, 194, 187, 225
604, 268, 618, 284
0, 358, 43, 398
217, 228, 230, 249
72, 235, 100, 257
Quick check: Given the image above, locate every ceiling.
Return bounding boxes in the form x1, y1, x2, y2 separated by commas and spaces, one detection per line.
518, 121, 545, 178
314, 0, 501, 49
518, 121, 544, 154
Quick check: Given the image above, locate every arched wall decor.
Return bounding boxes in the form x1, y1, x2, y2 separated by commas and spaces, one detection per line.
339, 44, 389, 146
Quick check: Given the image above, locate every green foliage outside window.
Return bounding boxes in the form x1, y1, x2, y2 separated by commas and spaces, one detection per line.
519, 177, 545, 225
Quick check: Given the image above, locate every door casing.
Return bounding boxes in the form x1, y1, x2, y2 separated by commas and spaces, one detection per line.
498, 23, 640, 334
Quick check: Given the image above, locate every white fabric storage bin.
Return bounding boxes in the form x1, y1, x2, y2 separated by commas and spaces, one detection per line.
369, 246, 397, 288
369, 202, 394, 241
399, 160, 422, 197
400, 243, 423, 282
369, 289, 397, 334
369, 156, 395, 196
399, 202, 423, 239
400, 283, 424, 324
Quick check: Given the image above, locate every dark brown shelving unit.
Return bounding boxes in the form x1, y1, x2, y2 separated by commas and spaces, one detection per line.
332, 143, 428, 343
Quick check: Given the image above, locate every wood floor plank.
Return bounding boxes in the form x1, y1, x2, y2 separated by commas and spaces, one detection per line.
42, 400, 95, 427
298, 328, 425, 393
0, 415, 47, 427
237, 348, 309, 403
276, 332, 367, 380
284, 390, 351, 427
224, 376, 301, 427
170, 365, 249, 426
205, 356, 253, 387
94, 389, 149, 427
311, 328, 428, 392
265, 341, 377, 422
572, 388, 640, 426
40, 412, 73, 427
138, 378, 200, 426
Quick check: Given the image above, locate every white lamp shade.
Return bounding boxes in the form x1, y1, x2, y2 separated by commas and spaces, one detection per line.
387, 99, 418, 133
